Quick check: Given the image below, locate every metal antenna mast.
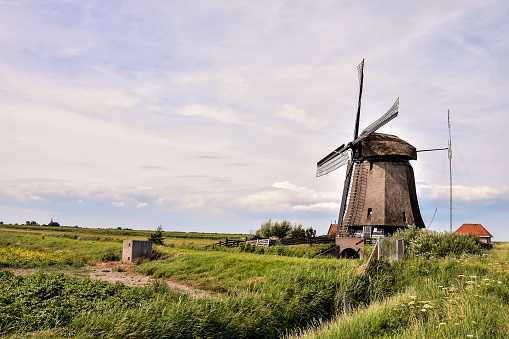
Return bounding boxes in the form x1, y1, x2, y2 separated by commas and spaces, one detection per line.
448, 110, 452, 233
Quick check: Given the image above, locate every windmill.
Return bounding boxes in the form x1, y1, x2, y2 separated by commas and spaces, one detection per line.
317, 60, 424, 254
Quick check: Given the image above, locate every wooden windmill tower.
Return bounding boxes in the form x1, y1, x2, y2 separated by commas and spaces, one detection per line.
317, 60, 424, 251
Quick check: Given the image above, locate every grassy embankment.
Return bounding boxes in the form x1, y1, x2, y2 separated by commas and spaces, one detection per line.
0, 225, 507, 338
0, 223, 247, 247
287, 242, 509, 339
0, 225, 360, 338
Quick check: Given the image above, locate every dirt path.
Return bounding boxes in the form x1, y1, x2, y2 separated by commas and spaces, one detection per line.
1, 263, 211, 298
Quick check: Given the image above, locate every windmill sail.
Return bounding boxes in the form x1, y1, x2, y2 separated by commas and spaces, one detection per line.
352, 59, 365, 139
316, 150, 349, 177
358, 98, 399, 139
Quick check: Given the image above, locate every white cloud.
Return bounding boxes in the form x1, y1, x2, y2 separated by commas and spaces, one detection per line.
0, 177, 339, 216
291, 202, 340, 212
232, 181, 339, 213
176, 104, 241, 125
417, 183, 509, 202
274, 104, 321, 129
0, 1, 508, 238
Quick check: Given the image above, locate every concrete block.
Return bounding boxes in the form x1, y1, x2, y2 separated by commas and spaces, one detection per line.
122, 240, 152, 263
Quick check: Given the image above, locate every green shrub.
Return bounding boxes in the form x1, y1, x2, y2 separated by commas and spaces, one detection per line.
392, 227, 481, 258
0, 245, 78, 268
148, 225, 164, 245
289, 224, 306, 239
100, 249, 120, 262
0, 270, 148, 334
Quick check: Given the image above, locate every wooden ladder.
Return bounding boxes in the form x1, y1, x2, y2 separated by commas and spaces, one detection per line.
341, 163, 368, 233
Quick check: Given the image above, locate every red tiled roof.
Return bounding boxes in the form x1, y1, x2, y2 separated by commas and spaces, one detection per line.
327, 224, 337, 236
454, 224, 492, 237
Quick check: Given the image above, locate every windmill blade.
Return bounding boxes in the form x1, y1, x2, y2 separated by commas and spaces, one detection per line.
352, 59, 365, 139
336, 161, 354, 236
317, 143, 349, 167
316, 148, 350, 177
351, 98, 399, 146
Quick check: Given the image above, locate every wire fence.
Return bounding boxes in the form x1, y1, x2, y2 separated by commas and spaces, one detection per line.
343, 238, 404, 314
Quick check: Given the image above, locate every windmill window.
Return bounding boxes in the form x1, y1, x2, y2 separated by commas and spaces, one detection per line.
403, 212, 407, 223
369, 162, 373, 171
367, 208, 372, 218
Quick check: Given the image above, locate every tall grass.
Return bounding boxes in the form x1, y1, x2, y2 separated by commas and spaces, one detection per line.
64, 260, 360, 338
0, 257, 361, 338
134, 248, 360, 293
286, 243, 509, 339
1, 224, 507, 338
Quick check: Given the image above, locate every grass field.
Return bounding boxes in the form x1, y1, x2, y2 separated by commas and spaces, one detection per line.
0, 224, 507, 338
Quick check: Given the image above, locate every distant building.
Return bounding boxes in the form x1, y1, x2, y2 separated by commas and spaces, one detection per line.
327, 223, 338, 237
454, 224, 492, 244
48, 218, 60, 227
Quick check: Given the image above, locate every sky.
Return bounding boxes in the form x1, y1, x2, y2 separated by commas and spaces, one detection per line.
1, 1, 508, 240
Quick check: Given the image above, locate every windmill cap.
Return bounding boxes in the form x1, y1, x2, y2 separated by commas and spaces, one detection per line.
361, 133, 417, 160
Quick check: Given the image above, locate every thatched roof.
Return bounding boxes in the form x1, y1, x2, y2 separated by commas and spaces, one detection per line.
361, 133, 417, 160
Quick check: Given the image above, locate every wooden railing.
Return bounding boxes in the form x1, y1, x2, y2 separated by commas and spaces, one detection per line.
205, 236, 335, 249
279, 237, 335, 246
245, 239, 277, 247
204, 238, 243, 249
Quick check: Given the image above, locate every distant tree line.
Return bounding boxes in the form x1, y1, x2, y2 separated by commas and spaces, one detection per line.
252, 219, 317, 239
15, 220, 61, 227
